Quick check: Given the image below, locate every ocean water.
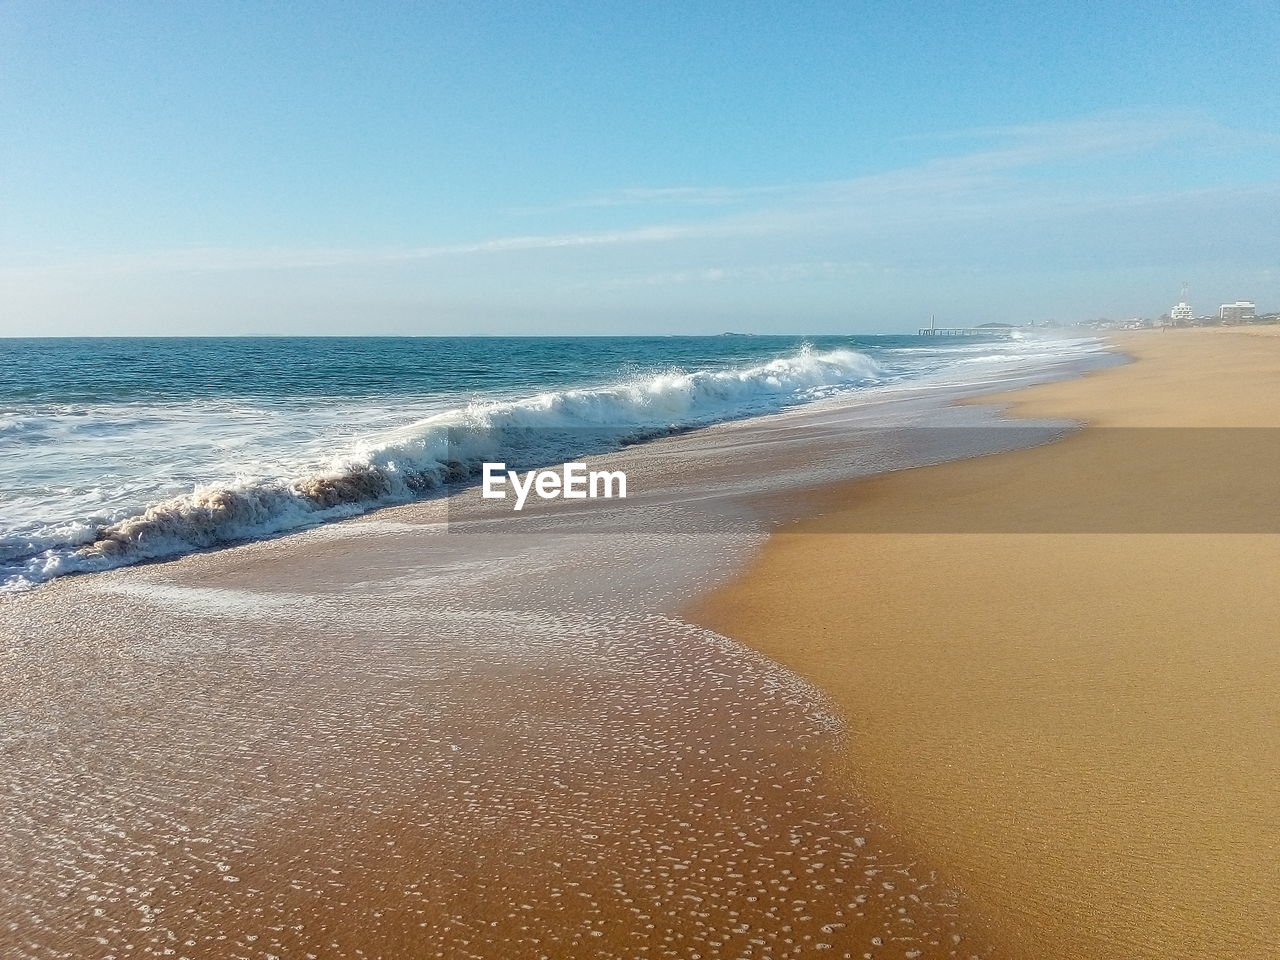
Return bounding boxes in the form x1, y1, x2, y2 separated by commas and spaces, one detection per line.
0, 333, 1096, 590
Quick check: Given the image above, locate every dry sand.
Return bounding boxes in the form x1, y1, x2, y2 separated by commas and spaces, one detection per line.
691, 327, 1280, 959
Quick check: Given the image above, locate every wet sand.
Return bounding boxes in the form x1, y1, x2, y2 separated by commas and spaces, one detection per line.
691, 327, 1280, 959
2, 572, 979, 960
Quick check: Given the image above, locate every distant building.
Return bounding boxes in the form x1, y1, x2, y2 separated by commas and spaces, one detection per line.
1170, 301, 1194, 321
1220, 301, 1256, 321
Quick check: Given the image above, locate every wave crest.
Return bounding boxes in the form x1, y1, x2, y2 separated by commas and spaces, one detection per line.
5, 346, 881, 589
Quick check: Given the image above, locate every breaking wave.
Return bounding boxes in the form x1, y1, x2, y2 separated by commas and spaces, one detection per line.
3, 346, 881, 590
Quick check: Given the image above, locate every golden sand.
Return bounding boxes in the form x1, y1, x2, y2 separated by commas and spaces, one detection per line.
691, 327, 1280, 959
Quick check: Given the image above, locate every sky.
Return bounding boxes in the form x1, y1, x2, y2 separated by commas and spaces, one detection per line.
2, 0, 1278, 336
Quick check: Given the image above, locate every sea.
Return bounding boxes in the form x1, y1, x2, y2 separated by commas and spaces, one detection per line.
0, 333, 1102, 591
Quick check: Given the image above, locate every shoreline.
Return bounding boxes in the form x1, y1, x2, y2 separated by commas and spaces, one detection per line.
1, 334, 1104, 595
689, 327, 1280, 958
0, 334, 1126, 960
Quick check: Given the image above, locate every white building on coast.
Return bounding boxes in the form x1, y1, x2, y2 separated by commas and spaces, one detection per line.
1219, 301, 1256, 321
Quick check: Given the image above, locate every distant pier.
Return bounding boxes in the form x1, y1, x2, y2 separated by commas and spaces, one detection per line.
918, 325, 1016, 337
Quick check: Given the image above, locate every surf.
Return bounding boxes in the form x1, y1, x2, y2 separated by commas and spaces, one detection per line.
2, 345, 882, 590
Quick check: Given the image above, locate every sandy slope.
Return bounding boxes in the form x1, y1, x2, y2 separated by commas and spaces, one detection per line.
692, 327, 1280, 959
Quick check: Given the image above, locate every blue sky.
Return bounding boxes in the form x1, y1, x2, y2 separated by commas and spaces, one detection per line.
2, 0, 1278, 335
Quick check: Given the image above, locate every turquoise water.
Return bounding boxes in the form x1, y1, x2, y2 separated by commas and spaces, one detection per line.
0, 334, 1071, 588
2, 335, 904, 403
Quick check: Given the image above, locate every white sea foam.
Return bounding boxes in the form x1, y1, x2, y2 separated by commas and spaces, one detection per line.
2, 346, 883, 590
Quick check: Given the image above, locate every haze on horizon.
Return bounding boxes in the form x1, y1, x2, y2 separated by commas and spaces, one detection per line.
2, 0, 1278, 337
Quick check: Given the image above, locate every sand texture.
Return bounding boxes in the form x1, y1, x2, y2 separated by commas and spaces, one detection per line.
692, 327, 1280, 959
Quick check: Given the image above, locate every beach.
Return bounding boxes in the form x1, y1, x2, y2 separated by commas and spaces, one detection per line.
9, 2, 1279, 957
7, 336, 1101, 960
5, 328, 1275, 959
692, 327, 1280, 958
